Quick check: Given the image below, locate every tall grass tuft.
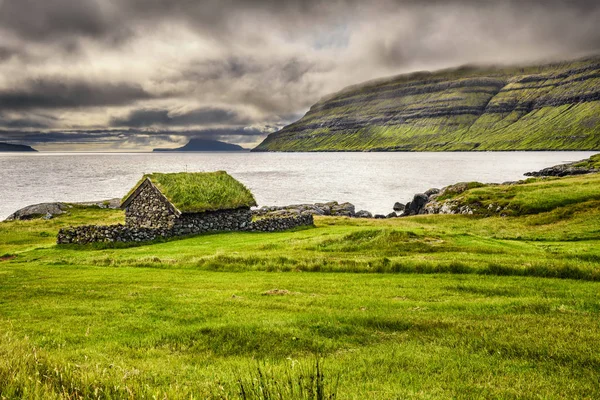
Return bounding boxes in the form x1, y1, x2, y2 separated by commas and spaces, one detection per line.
238, 358, 338, 400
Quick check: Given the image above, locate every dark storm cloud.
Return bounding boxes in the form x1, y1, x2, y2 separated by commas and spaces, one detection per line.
0, 117, 50, 129
0, 0, 599, 149
110, 107, 250, 128
0, 0, 128, 43
2, 0, 599, 51
0, 78, 154, 110
181, 127, 266, 140
0, 129, 123, 144
0, 46, 20, 62
177, 56, 327, 115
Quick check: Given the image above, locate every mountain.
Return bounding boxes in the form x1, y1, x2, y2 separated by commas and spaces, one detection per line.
154, 138, 246, 152
0, 142, 37, 152
254, 56, 600, 152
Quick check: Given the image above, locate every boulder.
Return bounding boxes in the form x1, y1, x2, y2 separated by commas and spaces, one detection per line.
525, 165, 599, 177
330, 202, 356, 217
439, 182, 484, 198
386, 212, 398, 218
355, 210, 373, 218
403, 193, 429, 216
393, 202, 405, 212
424, 188, 440, 197
5, 203, 67, 221
374, 214, 386, 219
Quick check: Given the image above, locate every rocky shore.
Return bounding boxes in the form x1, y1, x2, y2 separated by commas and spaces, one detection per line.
524, 160, 599, 177
4, 198, 121, 221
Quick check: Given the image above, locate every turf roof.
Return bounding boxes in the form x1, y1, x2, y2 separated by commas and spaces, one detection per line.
123, 171, 257, 213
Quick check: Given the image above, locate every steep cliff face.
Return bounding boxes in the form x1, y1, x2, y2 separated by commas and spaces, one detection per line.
254, 57, 600, 151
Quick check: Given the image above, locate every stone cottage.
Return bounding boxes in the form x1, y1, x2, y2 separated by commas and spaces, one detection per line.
120, 171, 257, 235
57, 171, 313, 244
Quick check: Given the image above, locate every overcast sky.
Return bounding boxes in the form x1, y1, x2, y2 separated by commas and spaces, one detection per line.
0, 0, 599, 151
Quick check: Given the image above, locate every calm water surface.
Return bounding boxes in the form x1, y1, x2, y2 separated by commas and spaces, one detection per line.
0, 151, 597, 220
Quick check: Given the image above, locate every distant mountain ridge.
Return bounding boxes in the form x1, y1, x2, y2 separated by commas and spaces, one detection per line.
154, 138, 246, 152
254, 56, 600, 152
0, 142, 37, 152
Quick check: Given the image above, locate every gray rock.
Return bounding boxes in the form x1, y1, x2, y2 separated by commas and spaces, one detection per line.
374, 214, 386, 219
386, 212, 398, 218
320, 206, 332, 215
525, 160, 599, 177
424, 188, 440, 197
5, 202, 67, 221
331, 202, 356, 217
393, 202, 405, 212
355, 210, 373, 218
403, 193, 429, 216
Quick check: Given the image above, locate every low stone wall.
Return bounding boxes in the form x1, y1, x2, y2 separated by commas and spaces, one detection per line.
249, 213, 314, 232
57, 224, 168, 245
173, 208, 252, 235
57, 212, 314, 245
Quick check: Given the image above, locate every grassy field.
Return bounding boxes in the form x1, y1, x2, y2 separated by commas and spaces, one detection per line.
1, 173, 600, 398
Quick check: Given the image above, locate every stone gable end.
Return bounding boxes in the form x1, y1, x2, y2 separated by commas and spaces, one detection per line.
124, 180, 178, 229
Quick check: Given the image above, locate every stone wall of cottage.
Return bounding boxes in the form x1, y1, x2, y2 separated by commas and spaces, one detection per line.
57, 224, 166, 244
249, 213, 314, 232
124, 181, 178, 229
172, 208, 252, 236
57, 209, 314, 245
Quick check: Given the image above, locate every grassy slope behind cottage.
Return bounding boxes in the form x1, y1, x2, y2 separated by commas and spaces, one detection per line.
1, 173, 599, 398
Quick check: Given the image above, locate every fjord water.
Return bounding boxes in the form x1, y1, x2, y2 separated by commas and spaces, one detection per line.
0, 151, 597, 220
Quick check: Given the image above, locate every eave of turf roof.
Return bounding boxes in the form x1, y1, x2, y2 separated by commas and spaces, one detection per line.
121, 171, 257, 213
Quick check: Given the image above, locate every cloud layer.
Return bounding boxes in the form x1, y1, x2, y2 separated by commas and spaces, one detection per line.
0, 0, 599, 150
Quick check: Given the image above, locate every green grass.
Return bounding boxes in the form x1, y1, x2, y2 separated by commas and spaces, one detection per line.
436, 173, 600, 217
1, 174, 600, 398
573, 153, 600, 169
125, 171, 257, 213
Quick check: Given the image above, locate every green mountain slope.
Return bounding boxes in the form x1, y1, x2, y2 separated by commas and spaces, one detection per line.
254, 56, 600, 151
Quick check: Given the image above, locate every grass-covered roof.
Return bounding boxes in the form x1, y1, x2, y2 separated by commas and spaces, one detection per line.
123, 171, 257, 213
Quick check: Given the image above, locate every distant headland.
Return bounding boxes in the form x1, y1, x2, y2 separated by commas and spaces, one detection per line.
153, 138, 246, 152
0, 143, 37, 152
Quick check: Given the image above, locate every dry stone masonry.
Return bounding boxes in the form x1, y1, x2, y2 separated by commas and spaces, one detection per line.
57, 173, 315, 245
125, 180, 179, 228
57, 211, 314, 245
57, 189, 314, 246
249, 213, 314, 232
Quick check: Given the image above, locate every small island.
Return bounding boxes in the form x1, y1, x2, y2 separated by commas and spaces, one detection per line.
0, 142, 37, 152
153, 138, 246, 152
